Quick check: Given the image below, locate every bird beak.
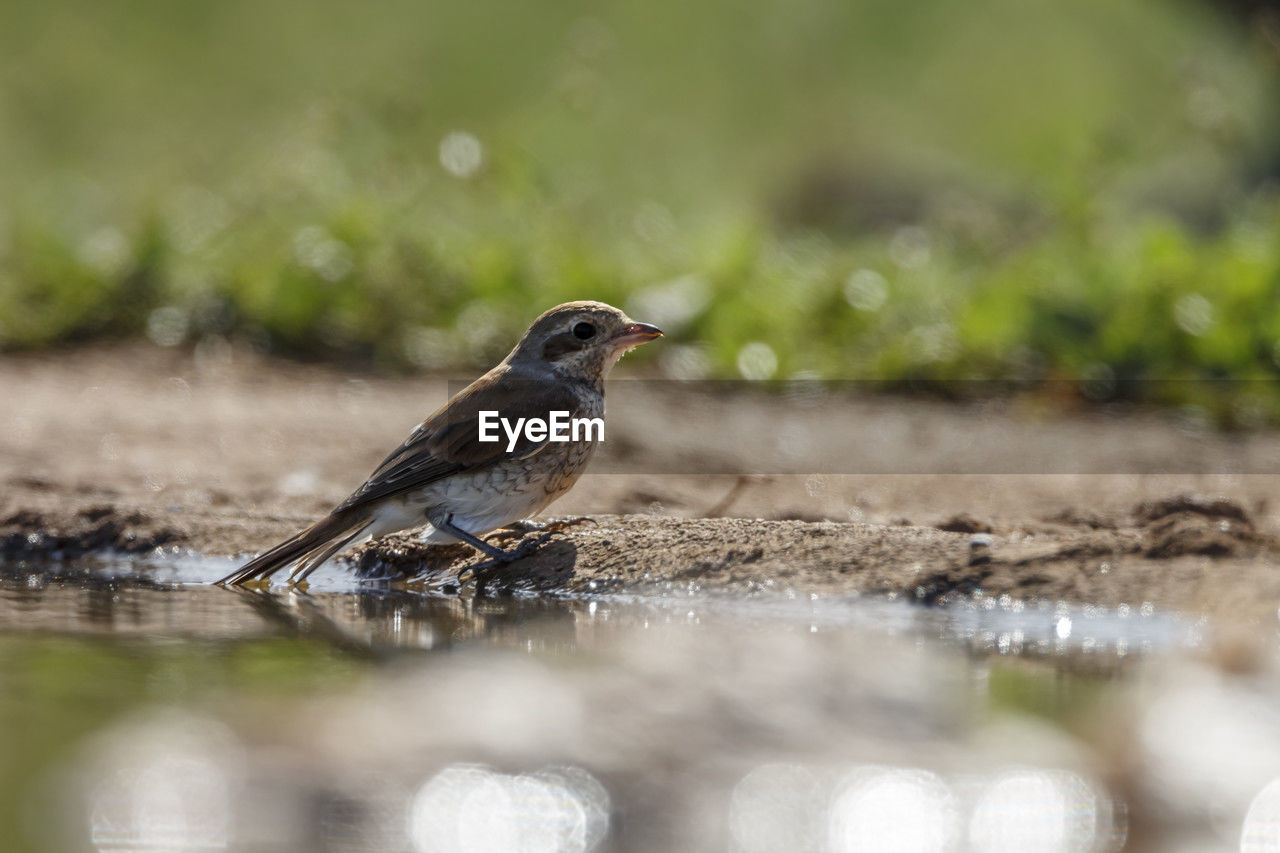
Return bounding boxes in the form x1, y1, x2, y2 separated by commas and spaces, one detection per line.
612, 322, 664, 349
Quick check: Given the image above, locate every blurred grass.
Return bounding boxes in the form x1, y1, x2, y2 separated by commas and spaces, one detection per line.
1, 0, 1280, 419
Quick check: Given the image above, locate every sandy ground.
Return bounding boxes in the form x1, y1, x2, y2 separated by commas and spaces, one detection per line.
3, 344, 1280, 622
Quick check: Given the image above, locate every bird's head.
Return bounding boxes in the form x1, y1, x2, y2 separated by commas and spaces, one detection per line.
506, 300, 662, 380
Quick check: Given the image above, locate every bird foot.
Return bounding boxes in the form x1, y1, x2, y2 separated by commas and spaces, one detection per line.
456, 530, 557, 592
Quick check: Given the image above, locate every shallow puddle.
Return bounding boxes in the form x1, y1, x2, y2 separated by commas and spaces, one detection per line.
1, 554, 1277, 852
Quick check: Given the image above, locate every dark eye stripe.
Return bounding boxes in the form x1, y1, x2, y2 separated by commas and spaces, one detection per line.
542, 333, 588, 360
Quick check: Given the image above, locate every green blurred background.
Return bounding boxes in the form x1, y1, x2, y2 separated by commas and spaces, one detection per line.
2, 0, 1280, 416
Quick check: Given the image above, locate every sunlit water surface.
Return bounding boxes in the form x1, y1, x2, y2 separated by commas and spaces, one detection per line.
2, 552, 1279, 852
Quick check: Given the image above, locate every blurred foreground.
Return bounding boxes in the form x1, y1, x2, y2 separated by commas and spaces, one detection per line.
10, 561, 1279, 853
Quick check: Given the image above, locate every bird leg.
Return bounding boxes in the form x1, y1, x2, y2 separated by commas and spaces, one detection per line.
428, 513, 562, 592
431, 514, 521, 562
430, 512, 553, 564
430, 512, 576, 591
459, 533, 557, 590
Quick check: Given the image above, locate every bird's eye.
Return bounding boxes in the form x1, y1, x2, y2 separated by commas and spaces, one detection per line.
572, 321, 596, 340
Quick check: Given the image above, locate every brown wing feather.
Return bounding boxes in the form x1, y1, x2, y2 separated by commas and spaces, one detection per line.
216, 510, 370, 585
334, 365, 588, 513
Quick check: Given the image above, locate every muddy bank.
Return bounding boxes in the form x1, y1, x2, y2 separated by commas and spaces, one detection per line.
6, 487, 1280, 623
3, 345, 1280, 622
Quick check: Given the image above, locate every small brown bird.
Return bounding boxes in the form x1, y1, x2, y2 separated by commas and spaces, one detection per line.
218, 301, 661, 587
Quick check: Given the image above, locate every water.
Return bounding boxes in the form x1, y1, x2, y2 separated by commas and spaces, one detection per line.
1, 553, 1277, 852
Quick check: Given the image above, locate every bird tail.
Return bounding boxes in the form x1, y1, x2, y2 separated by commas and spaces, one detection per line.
217, 510, 372, 587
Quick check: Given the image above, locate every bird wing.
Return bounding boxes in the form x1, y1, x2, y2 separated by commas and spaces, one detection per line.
333, 366, 587, 513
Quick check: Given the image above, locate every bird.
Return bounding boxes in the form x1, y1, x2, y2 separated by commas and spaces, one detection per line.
217, 300, 661, 587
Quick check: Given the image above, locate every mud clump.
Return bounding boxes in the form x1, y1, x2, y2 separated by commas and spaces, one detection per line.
0, 506, 183, 560
1135, 496, 1261, 558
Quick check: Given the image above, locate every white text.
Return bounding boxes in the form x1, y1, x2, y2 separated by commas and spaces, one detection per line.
477, 410, 604, 452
